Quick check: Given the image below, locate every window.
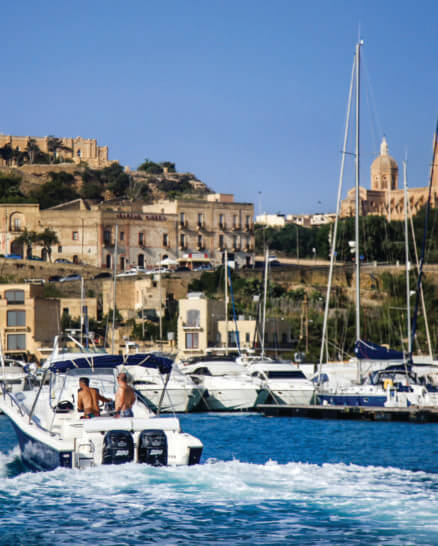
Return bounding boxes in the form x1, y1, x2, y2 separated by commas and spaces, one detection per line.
233, 236, 237, 248
5, 290, 24, 304
7, 310, 25, 326
219, 214, 224, 227
233, 214, 238, 228
219, 234, 224, 248
246, 215, 251, 227
72, 231, 78, 241
197, 235, 203, 248
120, 231, 125, 241
198, 213, 203, 226
7, 334, 26, 351
180, 234, 185, 248
138, 232, 144, 246
186, 309, 200, 327
245, 332, 250, 343
14, 218, 21, 231
163, 233, 168, 247
58, 246, 62, 253
104, 230, 111, 244
180, 212, 185, 226
185, 332, 199, 349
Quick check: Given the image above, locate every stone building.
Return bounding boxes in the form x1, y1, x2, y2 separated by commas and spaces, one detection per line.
142, 194, 255, 268
341, 136, 438, 221
177, 293, 224, 358
0, 193, 254, 269
0, 283, 59, 361
0, 135, 112, 168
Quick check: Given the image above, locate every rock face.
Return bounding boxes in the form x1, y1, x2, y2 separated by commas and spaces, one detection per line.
129, 170, 212, 201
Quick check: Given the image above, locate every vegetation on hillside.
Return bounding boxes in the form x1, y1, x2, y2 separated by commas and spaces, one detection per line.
256, 207, 438, 263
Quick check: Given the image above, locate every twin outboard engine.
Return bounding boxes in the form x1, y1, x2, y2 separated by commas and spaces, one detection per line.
138, 430, 168, 466
103, 430, 134, 465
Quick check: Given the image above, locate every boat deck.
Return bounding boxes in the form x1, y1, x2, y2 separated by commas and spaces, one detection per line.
257, 404, 438, 423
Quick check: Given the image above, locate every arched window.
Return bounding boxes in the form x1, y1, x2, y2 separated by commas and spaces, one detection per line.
106, 254, 111, 268
138, 254, 144, 267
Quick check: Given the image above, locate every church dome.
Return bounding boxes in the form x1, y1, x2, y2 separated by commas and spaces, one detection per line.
371, 137, 398, 172
370, 137, 398, 191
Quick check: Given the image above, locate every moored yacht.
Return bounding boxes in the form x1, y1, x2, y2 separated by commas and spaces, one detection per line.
0, 353, 203, 470
247, 360, 315, 405
180, 356, 267, 411
120, 362, 203, 413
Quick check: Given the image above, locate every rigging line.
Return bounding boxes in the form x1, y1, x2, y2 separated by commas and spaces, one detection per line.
410, 121, 438, 359
361, 50, 383, 152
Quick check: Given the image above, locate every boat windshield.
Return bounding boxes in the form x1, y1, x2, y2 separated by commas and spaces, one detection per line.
267, 370, 307, 379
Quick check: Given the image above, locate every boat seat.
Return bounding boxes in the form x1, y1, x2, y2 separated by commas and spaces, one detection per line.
83, 416, 181, 433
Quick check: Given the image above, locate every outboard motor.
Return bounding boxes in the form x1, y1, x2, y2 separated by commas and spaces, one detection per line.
138, 430, 168, 466
102, 430, 134, 465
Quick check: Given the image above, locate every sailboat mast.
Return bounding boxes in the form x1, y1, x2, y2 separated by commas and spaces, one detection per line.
354, 40, 362, 346
261, 247, 269, 359
403, 161, 412, 356
224, 248, 228, 355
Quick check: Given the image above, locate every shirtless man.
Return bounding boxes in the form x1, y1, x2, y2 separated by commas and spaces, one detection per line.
115, 373, 136, 417
77, 377, 111, 418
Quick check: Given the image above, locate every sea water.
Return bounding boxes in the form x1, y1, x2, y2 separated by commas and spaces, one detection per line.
1, 413, 438, 545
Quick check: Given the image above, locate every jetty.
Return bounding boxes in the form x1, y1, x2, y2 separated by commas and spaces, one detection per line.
257, 404, 438, 423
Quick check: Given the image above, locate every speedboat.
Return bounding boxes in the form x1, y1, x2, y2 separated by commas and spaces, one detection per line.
180, 356, 268, 411
247, 360, 315, 405
0, 353, 203, 470
120, 363, 203, 413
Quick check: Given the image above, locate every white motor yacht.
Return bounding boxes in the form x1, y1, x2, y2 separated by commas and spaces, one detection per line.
120, 364, 203, 413
0, 353, 203, 470
180, 356, 268, 411
247, 360, 315, 405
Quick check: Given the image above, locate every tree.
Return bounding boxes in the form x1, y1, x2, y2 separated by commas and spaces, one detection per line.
13, 228, 39, 258
137, 159, 163, 174
0, 173, 27, 203
0, 144, 13, 166
37, 228, 60, 262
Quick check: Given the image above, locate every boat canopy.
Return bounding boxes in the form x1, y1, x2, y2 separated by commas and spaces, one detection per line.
49, 353, 173, 374
354, 340, 403, 361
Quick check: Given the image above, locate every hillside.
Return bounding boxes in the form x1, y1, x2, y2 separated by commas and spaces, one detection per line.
0, 161, 212, 209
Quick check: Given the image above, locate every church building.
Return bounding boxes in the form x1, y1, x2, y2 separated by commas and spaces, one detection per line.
340, 135, 438, 221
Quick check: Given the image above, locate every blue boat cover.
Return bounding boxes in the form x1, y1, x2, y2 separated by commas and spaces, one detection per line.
49, 353, 173, 374
354, 339, 403, 360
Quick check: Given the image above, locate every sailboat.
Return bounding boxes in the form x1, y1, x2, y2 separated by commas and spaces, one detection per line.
316, 41, 438, 408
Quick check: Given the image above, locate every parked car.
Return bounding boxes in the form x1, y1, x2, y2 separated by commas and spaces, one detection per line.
59, 274, 81, 282
24, 278, 45, 285
4, 254, 22, 260
55, 258, 72, 264
116, 270, 138, 278
175, 266, 191, 272
49, 275, 63, 283
92, 272, 112, 280
28, 256, 43, 261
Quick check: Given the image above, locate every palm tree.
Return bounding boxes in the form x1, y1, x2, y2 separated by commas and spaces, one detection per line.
13, 228, 39, 258
37, 228, 60, 262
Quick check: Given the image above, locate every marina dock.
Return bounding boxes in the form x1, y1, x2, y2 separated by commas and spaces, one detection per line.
257, 404, 438, 423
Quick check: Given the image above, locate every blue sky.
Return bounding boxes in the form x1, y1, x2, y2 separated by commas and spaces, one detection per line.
1, 1, 437, 214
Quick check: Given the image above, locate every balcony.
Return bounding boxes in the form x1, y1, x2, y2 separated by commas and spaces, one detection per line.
219, 222, 227, 231
232, 224, 241, 231
196, 222, 205, 231
180, 220, 188, 229
182, 323, 202, 330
